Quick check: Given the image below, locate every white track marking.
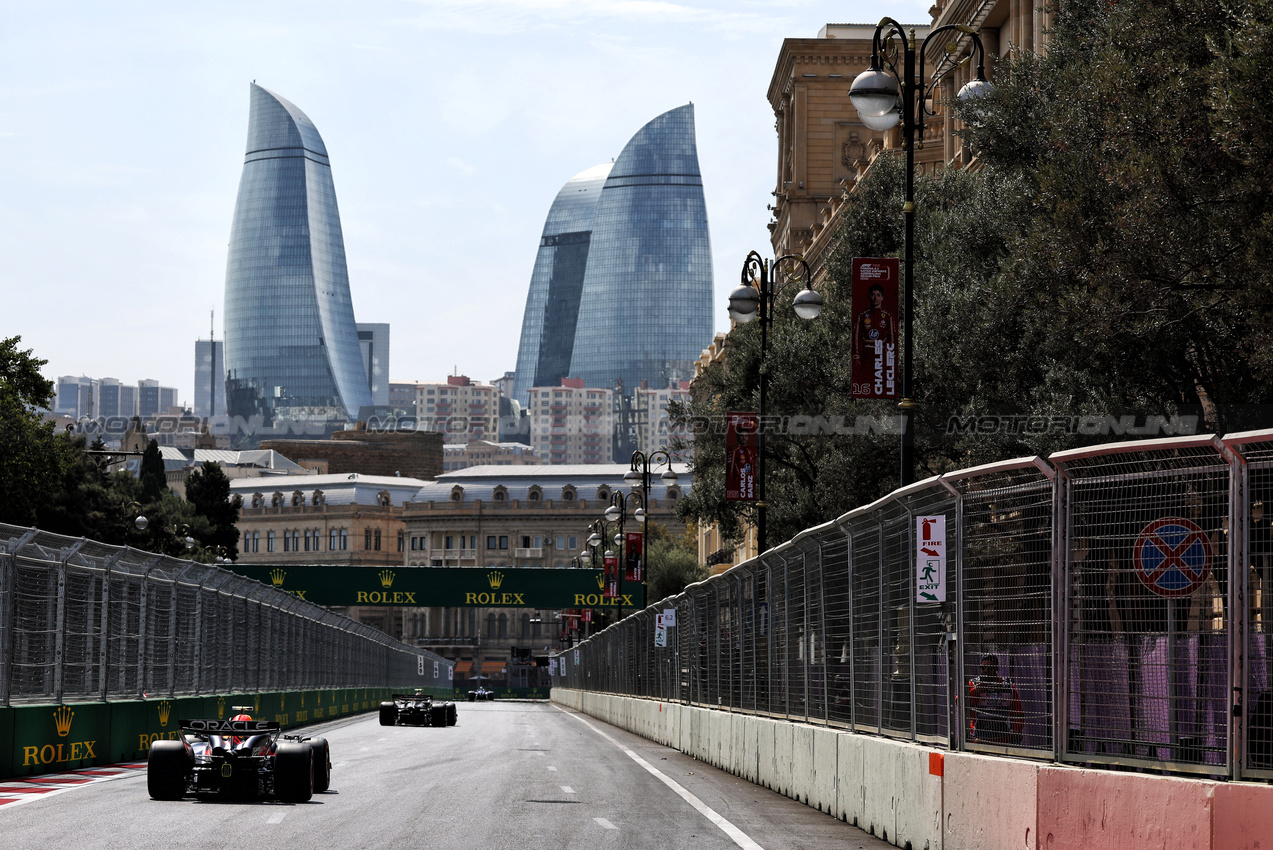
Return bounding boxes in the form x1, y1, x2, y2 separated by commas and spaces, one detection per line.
558, 707, 765, 850
561, 786, 575, 793
547, 766, 557, 771
266, 811, 288, 824
594, 817, 618, 830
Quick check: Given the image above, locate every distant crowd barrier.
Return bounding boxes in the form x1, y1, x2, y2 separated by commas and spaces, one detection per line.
553, 429, 1273, 782
0, 523, 453, 706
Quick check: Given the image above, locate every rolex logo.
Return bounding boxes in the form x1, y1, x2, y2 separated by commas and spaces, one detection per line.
53, 706, 74, 737
487, 570, 505, 589
158, 700, 172, 727
596, 573, 606, 590
217, 697, 226, 718
270, 568, 286, 587
379, 570, 396, 588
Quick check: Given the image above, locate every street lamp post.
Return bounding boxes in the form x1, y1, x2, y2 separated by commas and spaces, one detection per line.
728, 252, 823, 554
624, 449, 677, 604
849, 19, 993, 486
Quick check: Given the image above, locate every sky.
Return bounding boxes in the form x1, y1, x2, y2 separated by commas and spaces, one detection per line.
3, 0, 927, 407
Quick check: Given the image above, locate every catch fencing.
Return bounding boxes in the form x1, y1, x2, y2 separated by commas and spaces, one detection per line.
0, 524, 451, 705
554, 430, 1273, 780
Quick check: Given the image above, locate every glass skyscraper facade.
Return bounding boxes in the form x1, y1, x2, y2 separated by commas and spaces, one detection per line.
511, 163, 612, 405
512, 104, 714, 405
569, 104, 714, 393
223, 84, 371, 423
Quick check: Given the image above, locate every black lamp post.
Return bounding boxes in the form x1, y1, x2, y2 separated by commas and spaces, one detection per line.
849, 19, 993, 486
727, 252, 823, 554
623, 449, 677, 604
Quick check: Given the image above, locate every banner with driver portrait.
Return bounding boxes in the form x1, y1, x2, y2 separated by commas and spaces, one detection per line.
850, 257, 899, 399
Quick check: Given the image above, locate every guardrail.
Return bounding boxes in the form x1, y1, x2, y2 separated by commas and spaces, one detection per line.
553, 429, 1273, 780
0, 524, 453, 705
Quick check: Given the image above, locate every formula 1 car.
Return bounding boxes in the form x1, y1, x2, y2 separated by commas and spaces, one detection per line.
147, 708, 331, 803
467, 687, 495, 702
379, 692, 457, 727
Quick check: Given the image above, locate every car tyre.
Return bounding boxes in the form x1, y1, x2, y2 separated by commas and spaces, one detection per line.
146, 740, 190, 800
309, 738, 331, 793
446, 703, 457, 726
379, 701, 398, 726
430, 704, 448, 727
467, 691, 476, 702
275, 742, 314, 803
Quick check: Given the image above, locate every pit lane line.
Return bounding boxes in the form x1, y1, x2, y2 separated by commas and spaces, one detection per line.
555, 705, 765, 849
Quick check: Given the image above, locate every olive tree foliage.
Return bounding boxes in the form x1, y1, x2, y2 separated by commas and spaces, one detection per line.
0, 336, 72, 526
675, 0, 1273, 549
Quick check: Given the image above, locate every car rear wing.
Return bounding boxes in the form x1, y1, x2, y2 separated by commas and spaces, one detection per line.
391, 693, 432, 700
178, 718, 281, 734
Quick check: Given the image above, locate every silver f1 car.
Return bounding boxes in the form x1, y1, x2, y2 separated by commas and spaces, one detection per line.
379, 692, 457, 727
146, 708, 330, 803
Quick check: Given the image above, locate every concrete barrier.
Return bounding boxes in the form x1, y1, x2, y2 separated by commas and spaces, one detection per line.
791, 724, 815, 805
811, 726, 839, 815
545, 690, 1272, 850
1212, 782, 1273, 850
1036, 765, 1213, 850
836, 728, 866, 828
944, 750, 1039, 850
757, 715, 779, 790
774, 719, 795, 798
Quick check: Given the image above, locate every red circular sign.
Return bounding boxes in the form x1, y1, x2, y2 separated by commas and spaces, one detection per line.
1133, 517, 1213, 598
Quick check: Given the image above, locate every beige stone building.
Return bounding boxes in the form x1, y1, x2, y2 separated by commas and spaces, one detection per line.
443, 439, 543, 472
635, 381, 692, 460
399, 464, 689, 680
230, 473, 429, 565
413, 375, 500, 443
528, 378, 614, 464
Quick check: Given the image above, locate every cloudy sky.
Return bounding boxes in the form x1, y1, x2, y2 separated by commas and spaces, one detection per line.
3, 0, 925, 405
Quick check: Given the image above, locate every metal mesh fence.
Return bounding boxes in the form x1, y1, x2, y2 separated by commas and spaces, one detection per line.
0, 524, 452, 705
554, 431, 1273, 779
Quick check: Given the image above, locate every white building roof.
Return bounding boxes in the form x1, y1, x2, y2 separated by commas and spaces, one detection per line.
411, 463, 690, 504
230, 473, 431, 507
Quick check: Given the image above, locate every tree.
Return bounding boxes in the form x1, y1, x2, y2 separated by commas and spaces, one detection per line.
139, 439, 167, 503
0, 337, 72, 526
644, 522, 707, 602
185, 461, 240, 560
676, 0, 1273, 548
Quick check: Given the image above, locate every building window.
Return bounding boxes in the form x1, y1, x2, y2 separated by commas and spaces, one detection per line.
282, 531, 291, 553
411, 537, 419, 551
486, 614, 496, 637
486, 535, 497, 550
445, 535, 454, 550
374, 529, 382, 551
330, 529, 338, 550
556, 536, 565, 550
340, 529, 347, 550
365, 529, 373, 550
568, 535, 577, 550
267, 531, 275, 552
499, 536, 508, 550
498, 613, 508, 638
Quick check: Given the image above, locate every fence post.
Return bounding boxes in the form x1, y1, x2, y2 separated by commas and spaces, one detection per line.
1053, 463, 1072, 762
939, 476, 963, 750
53, 540, 87, 704
1220, 436, 1248, 779
97, 550, 125, 702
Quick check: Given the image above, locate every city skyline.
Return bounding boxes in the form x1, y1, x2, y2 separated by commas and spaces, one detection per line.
3, 1, 917, 405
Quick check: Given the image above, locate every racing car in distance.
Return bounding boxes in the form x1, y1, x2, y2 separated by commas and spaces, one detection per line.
147, 708, 330, 803
467, 687, 495, 702
379, 691, 457, 727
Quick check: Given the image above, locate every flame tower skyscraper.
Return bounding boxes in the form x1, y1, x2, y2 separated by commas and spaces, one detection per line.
223, 83, 371, 423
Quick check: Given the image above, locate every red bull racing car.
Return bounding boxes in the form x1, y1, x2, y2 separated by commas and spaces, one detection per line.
379, 691, 457, 727
147, 709, 330, 803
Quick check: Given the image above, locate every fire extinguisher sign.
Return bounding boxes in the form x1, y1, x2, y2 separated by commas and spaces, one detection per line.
916, 516, 946, 603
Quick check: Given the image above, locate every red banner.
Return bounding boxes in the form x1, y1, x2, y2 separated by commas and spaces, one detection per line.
850, 257, 899, 399
603, 553, 619, 599
725, 412, 758, 501
582, 608, 592, 623
625, 532, 644, 582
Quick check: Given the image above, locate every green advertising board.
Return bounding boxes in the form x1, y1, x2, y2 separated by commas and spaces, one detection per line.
229, 564, 645, 610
